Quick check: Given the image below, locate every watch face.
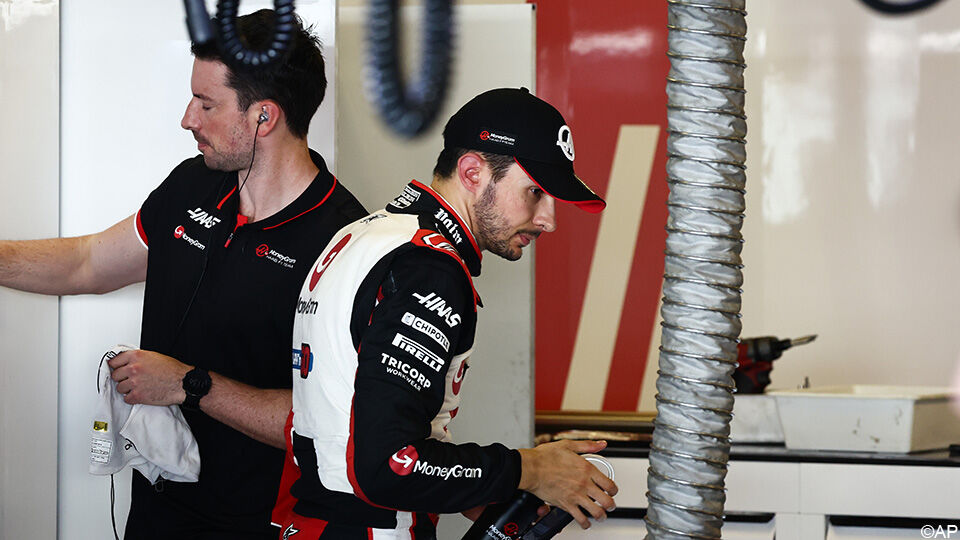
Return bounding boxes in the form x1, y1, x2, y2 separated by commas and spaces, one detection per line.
184, 368, 211, 396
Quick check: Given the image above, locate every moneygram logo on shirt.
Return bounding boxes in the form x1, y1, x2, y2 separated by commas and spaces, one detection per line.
415, 461, 482, 481
388, 445, 482, 480
256, 244, 297, 269
389, 445, 419, 476
173, 225, 206, 251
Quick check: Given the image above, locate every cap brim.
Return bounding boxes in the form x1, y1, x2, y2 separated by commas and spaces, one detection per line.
514, 158, 606, 213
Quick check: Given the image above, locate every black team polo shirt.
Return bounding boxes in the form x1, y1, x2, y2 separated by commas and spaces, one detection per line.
127, 150, 366, 539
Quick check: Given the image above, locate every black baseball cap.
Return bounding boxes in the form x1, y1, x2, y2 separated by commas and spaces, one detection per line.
442, 88, 606, 213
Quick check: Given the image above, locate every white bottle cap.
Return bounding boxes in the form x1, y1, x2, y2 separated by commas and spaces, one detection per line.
581, 454, 615, 481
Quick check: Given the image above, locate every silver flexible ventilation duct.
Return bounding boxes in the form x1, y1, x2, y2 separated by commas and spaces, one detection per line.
645, 1, 747, 538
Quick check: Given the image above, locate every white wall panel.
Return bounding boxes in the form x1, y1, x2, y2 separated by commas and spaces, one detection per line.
0, 3, 60, 539
337, 5, 535, 537
742, 2, 960, 392
557, 519, 777, 540
725, 461, 800, 514
801, 463, 960, 519
58, 2, 335, 538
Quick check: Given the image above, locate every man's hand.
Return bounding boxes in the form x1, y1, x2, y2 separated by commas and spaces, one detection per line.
108, 349, 190, 406
106, 349, 290, 448
517, 440, 618, 529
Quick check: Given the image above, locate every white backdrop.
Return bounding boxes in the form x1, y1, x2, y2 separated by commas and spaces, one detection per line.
58, 2, 336, 538
0, 2, 60, 539
740, 1, 960, 392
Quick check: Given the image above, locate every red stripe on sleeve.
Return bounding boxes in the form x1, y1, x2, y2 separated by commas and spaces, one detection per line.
135, 210, 148, 247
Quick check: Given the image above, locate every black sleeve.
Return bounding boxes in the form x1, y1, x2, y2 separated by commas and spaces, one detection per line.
350, 249, 521, 513
136, 157, 202, 247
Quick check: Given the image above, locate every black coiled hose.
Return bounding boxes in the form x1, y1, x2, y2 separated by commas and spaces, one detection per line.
365, 0, 455, 138
183, 0, 296, 67
859, 0, 945, 14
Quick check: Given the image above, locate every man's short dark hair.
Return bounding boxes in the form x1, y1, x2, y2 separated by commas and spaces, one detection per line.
433, 147, 515, 183
191, 9, 325, 139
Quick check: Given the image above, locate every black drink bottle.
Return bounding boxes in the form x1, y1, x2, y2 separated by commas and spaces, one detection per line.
462, 490, 543, 540
461, 454, 615, 540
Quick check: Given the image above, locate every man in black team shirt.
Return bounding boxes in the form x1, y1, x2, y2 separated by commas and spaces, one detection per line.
0, 10, 365, 539
274, 88, 617, 539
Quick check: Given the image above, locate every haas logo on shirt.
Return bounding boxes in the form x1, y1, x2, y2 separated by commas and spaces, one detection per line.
412, 292, 461, 327
389, 445, 419, 476
187, 207, 222, 229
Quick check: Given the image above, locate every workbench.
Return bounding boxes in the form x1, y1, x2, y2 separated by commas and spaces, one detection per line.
557, 444, 960, 539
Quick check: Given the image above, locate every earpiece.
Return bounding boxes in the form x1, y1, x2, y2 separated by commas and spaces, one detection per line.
258, 107, 269, 124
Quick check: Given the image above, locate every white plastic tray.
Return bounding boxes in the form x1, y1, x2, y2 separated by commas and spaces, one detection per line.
730, 395, 785, 443
769, 385, 960, 453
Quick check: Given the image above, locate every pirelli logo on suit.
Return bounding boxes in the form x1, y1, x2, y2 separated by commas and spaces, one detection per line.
391, 333, 444, 372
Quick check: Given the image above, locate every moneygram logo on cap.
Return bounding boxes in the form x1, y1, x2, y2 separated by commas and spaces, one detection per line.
441, 87, 605, 213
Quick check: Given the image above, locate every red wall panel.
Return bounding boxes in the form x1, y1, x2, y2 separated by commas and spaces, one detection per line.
531, 0, 669, 411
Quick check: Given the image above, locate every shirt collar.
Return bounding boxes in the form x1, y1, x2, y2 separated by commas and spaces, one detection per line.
216, 149, 337, 231
386, 180, 483, 277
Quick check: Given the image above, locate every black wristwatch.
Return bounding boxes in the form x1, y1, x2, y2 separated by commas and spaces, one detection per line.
182, 367, 212, 411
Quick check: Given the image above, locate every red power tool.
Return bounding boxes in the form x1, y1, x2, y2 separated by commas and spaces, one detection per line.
734, 335, 816, 394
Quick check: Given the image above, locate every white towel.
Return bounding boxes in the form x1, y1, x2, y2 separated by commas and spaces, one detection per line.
89, 345, 201, 483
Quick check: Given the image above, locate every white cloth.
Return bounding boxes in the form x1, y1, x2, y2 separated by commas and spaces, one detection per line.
89, 345, 200, 484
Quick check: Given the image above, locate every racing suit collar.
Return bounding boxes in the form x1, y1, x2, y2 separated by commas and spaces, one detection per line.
386, 180, 483, 277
